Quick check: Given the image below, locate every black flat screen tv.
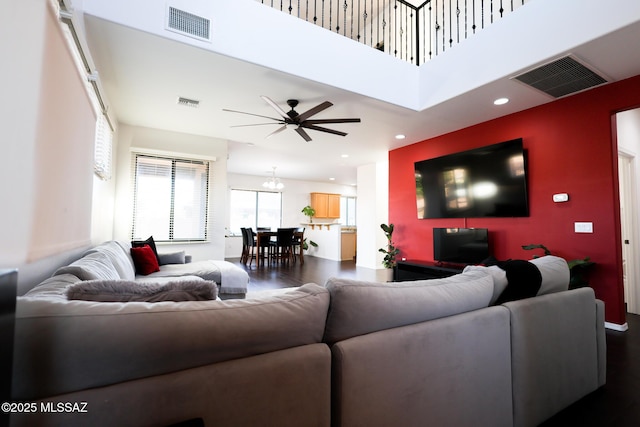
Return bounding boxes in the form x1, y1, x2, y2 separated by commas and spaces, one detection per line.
415, 138, 529, 218
433, 228, 489, 265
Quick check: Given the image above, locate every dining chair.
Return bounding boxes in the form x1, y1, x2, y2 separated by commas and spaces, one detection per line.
244, 227, 270, 267
239, 227, 249, 264
291, 227, 305, 263
272, 228, 296, 265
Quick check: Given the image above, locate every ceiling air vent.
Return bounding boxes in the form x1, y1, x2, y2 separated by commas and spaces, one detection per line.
512, 56, 608, 98
177, 97, 200, 108
166, 6, 211, 42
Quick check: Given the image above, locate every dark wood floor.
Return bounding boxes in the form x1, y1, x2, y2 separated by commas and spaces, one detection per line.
227, 255, 390, 292
229, 255, 640, 426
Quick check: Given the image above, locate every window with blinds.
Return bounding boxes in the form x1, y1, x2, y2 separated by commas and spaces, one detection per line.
132, 154, 210, 242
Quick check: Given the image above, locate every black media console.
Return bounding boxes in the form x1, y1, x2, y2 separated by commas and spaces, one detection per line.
394, 260, 465, 281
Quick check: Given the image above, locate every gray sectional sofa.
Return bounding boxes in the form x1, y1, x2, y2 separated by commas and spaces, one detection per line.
46, 240, 250, 297
10, 255, 605, 427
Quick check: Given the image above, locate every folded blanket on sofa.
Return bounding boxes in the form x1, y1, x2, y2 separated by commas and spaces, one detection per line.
67, 279, 217, 302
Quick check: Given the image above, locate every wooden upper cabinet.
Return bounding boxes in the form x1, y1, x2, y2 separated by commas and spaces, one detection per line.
310, 192, 341, 218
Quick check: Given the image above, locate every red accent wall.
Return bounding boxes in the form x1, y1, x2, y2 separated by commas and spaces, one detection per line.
389, 74, 640, 326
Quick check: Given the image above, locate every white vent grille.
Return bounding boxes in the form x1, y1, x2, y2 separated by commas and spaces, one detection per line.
177, 97, 200, 108
167, 7, 211, 41
512, 56, 608, 98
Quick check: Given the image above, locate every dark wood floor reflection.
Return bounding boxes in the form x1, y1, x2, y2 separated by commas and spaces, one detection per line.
229, 256, 640, 426
227, 256, 389, 292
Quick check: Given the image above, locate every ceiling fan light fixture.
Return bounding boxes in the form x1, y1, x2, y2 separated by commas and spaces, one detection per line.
263, 167, 284, 190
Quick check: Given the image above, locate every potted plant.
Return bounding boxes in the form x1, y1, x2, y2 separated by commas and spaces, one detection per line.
302, 238, 318, 251
379, 223, 400, 269
522, 244, 595, 289
301, 205, 316, 223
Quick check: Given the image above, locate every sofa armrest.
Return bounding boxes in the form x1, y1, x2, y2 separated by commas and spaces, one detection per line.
505, 288, 601, 427
185, 254, 192, 263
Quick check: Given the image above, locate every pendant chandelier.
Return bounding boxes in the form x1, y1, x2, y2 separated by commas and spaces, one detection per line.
263, 166, 284, 190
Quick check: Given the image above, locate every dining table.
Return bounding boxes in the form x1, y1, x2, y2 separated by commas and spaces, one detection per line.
255, 230, 304, 267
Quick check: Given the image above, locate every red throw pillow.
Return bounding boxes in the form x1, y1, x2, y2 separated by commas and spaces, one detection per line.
130, 245, 160, 275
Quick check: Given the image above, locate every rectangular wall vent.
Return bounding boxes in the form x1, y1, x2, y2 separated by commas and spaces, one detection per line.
512, 56, 608, 98
177, 97, 200, 108
167, 7, 211, 42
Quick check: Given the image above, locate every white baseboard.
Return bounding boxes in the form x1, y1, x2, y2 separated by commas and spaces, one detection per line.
605, 321, 629, 331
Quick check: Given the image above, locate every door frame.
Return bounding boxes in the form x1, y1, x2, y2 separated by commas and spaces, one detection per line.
618, 149, 640, 314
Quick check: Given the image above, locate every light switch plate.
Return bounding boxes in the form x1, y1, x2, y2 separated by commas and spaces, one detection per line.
575, 222, 593, 233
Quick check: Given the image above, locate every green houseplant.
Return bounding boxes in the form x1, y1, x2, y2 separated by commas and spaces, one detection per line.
301, 205, 316, 223
302, 238, 318, 251
379, 223, 400, 268
521, 244, 595, 289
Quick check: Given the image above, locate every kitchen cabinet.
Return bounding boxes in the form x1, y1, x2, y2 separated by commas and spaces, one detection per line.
310, 192, 341, 218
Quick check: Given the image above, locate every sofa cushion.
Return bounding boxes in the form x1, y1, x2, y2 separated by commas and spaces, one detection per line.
23, 273, 82, 298
130, 245, 161, 275
463, 264, 508, 304
54, 251, 120, 281
157, 251, 186, 265
67, 279, 217, 302
13, 283, 329, 400
323, 269, 494, 343
131, 236, 160, 264
84, 240, 136, 280
529, 255, 570, 295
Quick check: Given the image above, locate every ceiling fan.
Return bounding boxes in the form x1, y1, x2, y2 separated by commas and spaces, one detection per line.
223, 96, 361, 142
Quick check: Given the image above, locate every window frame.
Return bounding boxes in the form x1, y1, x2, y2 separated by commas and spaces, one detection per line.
131, 152, 211, 243
229, 189, 283, 235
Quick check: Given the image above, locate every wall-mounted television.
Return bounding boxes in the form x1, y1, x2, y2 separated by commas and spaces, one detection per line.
433, 228, 489, 265
415, 138, 529, 218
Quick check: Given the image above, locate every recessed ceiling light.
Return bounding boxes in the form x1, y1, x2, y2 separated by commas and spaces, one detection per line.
395, 134, 406, 140
329, 177, 336, 181
494, 97, 509, 105
341, 154, 349, 158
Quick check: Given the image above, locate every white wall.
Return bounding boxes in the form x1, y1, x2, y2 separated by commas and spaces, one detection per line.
0, 1, 95, 269
356, 161, 389, 270
113, 124, 228, 261
226, 173, 356, 259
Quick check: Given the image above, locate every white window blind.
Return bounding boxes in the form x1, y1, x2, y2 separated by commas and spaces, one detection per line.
132, 154, 210, 242
94, 113, 112, 180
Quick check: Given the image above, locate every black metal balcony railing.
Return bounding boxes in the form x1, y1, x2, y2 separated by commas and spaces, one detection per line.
258, 0, 530, 65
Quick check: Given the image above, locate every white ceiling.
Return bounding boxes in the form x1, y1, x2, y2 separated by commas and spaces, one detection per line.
81, 7, 640, 186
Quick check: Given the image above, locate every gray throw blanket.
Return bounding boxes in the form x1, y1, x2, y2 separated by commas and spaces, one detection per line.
67, 279, 217, 302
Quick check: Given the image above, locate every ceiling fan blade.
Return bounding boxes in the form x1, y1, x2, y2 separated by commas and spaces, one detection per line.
301, 123, 348, 137
295, 127, 312, 142
266, 125, 288, 139
303, 118, 361, 124
261, 96, 289, 120
297, 101, 333, 122
223, 108, 281, 121
230, 123, 285, 128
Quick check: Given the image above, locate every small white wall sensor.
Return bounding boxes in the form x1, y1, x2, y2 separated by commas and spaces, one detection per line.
553, 193, 569, 203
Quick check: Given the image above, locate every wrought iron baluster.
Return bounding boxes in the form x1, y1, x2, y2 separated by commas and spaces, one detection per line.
428, 1, 432, 59
442, 0, 445, 51
322, 0, 325, 27
364, 0, 368, 45
393, 0, 397, 57
448, 0, 452, 47
329, 0, 332, 30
